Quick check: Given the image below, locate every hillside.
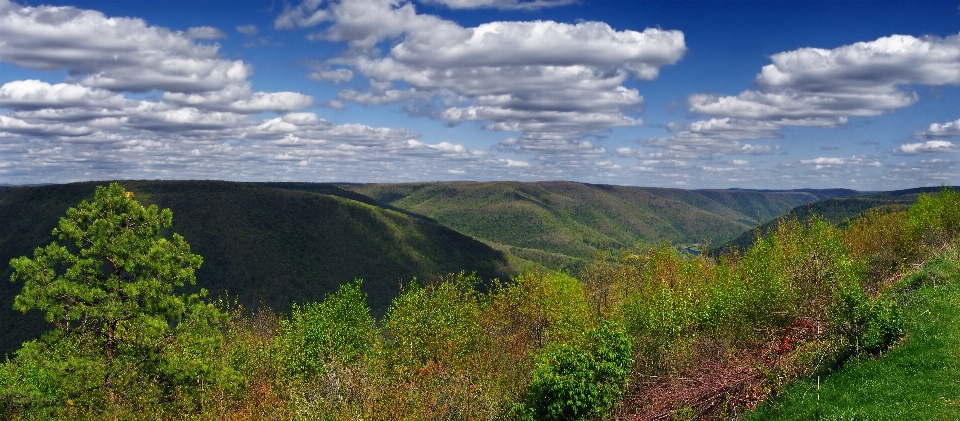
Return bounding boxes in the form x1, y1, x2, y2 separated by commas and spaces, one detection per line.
717, 186, 956, 253
0, 181, 510, 356
342, 181, 856, 270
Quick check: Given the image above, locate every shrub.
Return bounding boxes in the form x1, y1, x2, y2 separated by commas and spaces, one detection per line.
906, 187, 960, 250
522, 322, 632, 421
828, 280, 903, 355
278, 279, 377, 377
844, 208, 911, 288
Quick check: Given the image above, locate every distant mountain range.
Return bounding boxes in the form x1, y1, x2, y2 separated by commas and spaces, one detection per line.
342, 181, 857, 270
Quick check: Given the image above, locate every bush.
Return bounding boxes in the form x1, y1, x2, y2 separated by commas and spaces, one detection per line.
828, 280, 903, 355
844, 208, 912, 288
278, 279, 377, 377
522, 322, 632, 421
907, 187, 960, 250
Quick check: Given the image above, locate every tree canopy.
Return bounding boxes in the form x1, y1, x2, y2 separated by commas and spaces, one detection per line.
4, 183, 225, 412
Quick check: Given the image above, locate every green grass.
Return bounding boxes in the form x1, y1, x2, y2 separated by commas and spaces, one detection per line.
746, 248, 960, 420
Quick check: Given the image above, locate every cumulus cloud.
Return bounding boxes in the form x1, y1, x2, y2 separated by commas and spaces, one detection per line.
185, 26, 226, 39
0, 0, 491, 184
162, 83, 314, 113
418, 0, 575, 10
689, 34, 960, 122
893, 140, 960, 155
0, 0, 253, 93
639, 118, 781, 159
798, 156, 882, 169
277, 0, 686, 158
500, 159, 531, 168
639, 33, 960, 168
915, 118, 960, 138
0, 80, 134, 110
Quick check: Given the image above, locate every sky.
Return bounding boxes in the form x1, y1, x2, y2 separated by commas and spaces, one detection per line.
1, 0, 959, 190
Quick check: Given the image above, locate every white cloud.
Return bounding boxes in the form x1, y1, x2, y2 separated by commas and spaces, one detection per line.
0, 0, 251, 93
798, 156, 882, 169
594, 160, 621, 169
499, 134, 607, 156
0, 80, 133, 110
649, 33, 960, 168
501, 159, 531, 167
418, 0, 575, 10
277, 0, 686, 159
162, 83, 313, 113
185, 26, 226, 39
641, 118, 781, 159
236, 24, 258, 36
893, 140, 960, 155
689, 34, 960, 122
0, 0, 491, 184
306, 67, 354, 84
915, 118, 960, 138
0, 115, 95, 136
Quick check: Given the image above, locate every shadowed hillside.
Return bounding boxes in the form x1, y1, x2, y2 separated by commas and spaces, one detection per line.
0, 181, 510, 356
342, 181, 855, 270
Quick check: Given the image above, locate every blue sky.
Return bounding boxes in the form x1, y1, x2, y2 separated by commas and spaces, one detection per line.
1, 0, 959, 190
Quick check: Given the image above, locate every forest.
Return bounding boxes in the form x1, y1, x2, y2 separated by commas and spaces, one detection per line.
1, 182, 959, 419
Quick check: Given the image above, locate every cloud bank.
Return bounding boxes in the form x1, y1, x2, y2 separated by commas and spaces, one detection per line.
277, 0, 686, 157
0, 0, 489, 183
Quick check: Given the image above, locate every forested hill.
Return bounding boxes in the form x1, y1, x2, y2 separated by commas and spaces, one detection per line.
717, 186, 959, 253
342, 181, 856, 270
0, 181, 510, 356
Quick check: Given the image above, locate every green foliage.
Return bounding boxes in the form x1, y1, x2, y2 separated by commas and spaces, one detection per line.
907, 187, 960, 248
279, 279, 377, 377
746, 247, 960, 420
3, 183, 960, 419
521, 322, 632, 421
718, 188, 941, 255
346, 181, 849, 271
2, 183, 229, 415
488, 271, 594, 350
383, 274, 485, 371
828, 280, 903, 355
0, 180, 512, 356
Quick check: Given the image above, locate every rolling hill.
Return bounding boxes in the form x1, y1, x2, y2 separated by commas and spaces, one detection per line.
342, 181, 856, 270
716, 186, 958, 253
0, 181, 510, 356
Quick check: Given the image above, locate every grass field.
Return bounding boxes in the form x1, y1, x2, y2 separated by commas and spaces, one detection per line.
746, 247, 960, 420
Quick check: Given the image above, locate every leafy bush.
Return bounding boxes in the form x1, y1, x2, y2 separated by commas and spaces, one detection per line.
522, 322, 632, 421
907, 187, 960, 249
278, 279, 377, 377
844, 208, 912, 288
382, 274, 485, 371
828, 280, 903, 355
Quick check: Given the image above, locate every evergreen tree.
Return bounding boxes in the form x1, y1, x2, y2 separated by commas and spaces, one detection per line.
6, 183, 220, 409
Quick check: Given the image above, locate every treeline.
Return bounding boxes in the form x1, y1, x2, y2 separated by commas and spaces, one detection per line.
1, 184, 958, 419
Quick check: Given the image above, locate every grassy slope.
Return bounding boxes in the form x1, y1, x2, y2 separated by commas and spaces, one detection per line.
747, 248, 960, 420
0, 181, 510, 356
343, 181, 855, 270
